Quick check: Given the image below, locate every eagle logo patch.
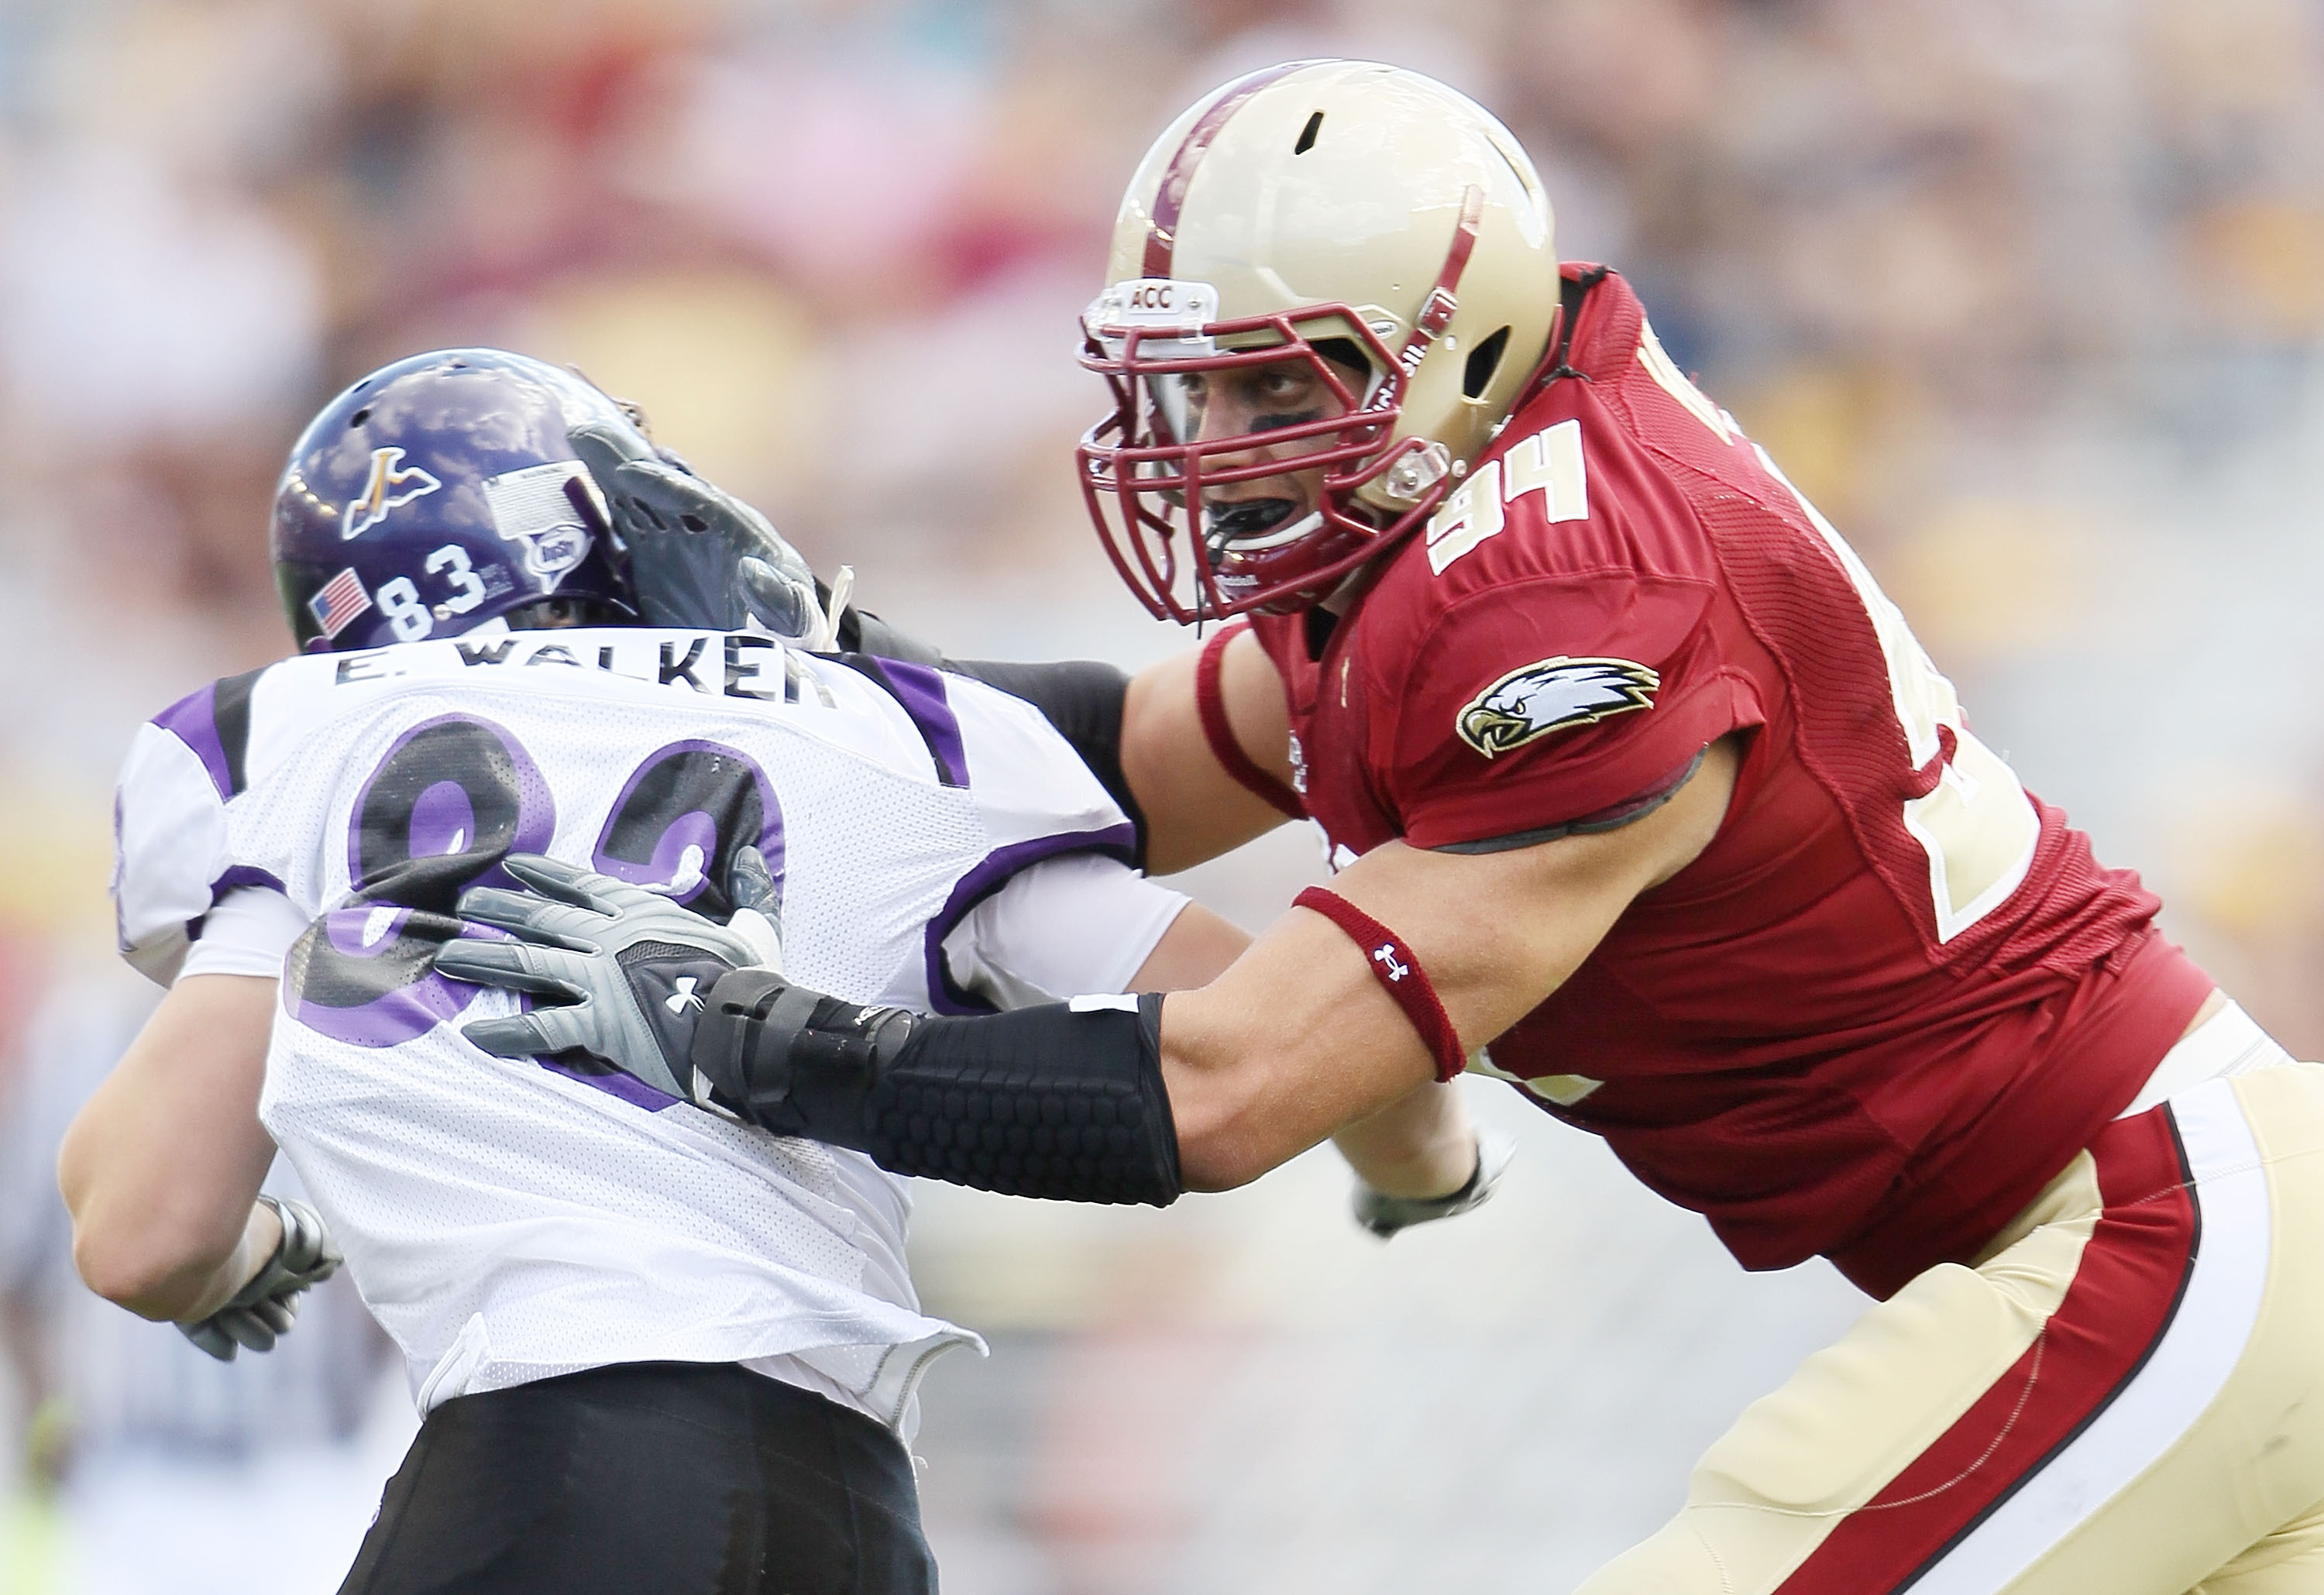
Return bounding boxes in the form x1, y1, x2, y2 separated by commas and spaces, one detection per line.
1455, 656, 1659, 758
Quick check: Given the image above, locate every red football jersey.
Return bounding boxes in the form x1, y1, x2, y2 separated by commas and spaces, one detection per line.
1246, 266, 2213, 1299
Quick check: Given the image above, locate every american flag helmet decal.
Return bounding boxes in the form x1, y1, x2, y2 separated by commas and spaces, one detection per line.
308, 567, 373, 640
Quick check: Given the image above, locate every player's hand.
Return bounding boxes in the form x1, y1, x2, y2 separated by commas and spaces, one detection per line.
177, 1197, 342, 1361
435, 851, 784, 1102
567, 421, 829, 644
1351, 1126, 1514, 1239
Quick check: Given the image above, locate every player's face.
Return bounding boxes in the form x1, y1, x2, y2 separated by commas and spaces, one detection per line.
1174, 354, 1354, 551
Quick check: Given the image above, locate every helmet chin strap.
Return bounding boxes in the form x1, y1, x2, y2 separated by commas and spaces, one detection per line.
1391, 184, 1485, 378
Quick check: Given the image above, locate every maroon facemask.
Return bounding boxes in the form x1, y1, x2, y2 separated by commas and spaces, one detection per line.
1075, 301, 1466, 624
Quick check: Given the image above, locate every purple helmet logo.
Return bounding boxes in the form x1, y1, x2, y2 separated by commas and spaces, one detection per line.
342, 447, 445, 540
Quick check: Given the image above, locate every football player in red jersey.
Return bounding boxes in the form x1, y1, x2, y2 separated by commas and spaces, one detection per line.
445, 62, 2324, 1593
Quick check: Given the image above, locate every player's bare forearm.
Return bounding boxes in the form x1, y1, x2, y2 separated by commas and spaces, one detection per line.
1122, 634, 1300, 875
1127, 900, 1252, 993
59, 975, 281, 1318
1154, 905, 1476, 1198
1332, 1082, 1477, 1199
1160, 738, 1741, 1189
115, 1201, 285, 1324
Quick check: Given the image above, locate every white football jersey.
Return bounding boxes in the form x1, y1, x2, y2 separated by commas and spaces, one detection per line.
113, 628, 1174, 1427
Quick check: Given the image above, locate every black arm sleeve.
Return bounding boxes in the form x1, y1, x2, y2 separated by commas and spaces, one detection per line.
691, 977, 1181, 1206
944, 659, 1144, 861
836, 604, 945, 668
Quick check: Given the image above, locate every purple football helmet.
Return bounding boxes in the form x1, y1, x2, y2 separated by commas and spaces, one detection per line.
271, 349, 641, 652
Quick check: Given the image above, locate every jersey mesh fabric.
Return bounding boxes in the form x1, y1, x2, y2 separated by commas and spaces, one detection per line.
1251, 268, 2213, 1298
115, 631, 1147, 1415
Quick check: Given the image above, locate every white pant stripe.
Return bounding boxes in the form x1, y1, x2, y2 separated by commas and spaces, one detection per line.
1913, 1078, 2271, 1593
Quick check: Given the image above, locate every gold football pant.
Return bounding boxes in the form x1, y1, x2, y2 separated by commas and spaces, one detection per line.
1582, 1052, 2324, 1593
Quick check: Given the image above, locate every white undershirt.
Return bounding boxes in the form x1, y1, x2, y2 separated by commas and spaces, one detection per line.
2116, 1000, 2291, 1118
941, 851, 1188, 1007
177, 887, 312, 979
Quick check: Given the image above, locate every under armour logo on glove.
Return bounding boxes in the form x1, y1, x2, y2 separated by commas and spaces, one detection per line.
435, 851, 783, 1102
1373, 943, 1409, 981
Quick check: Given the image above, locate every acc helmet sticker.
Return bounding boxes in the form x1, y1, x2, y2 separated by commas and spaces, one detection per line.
342, 447, 445, 540
1456, 656, 1659, 758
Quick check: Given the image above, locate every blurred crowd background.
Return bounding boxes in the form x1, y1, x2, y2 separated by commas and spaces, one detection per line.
3, 0, 2324, 1590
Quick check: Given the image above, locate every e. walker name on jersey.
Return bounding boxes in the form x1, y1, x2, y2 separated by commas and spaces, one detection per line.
328, 630, 834, 707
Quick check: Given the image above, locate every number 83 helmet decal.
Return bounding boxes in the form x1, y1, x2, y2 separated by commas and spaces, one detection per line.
271, 349, 641, 653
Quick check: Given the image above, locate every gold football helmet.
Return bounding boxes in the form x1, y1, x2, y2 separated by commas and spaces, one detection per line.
1078, 60, 1559, 620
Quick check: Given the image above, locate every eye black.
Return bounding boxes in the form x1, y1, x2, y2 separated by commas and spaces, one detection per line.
1249, 408, 1325, 434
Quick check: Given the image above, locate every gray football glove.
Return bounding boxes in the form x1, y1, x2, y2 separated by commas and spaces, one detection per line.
1351, 1126, 1516, 1239
567, 421, 827, 643
435, 851, 782, 1101
177, 1196, 342, 1361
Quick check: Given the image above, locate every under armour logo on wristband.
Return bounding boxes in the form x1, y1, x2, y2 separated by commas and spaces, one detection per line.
1297, 887, 1463, 1083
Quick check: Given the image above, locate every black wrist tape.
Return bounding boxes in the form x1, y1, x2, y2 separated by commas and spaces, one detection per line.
842, 608, 946, 668
693, 978, 1181, 1205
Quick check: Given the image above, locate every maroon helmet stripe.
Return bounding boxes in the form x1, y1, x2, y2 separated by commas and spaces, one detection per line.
1142, 60, 1323, 280
1405, 184, 1486, 349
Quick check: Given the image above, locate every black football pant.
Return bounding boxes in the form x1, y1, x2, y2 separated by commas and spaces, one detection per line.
336, 1360, 936, 1594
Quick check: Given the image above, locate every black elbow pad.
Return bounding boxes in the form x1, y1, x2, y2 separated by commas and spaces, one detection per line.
695, 978, 1181, 1206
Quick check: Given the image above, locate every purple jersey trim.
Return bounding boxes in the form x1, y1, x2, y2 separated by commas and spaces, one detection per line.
922, 824, 1139, 1015
152, 682, 234, 803
212, 865, 289, 905
538, 1051, 683, 1112
186, 865, 293, 944
856, 658, 969, 788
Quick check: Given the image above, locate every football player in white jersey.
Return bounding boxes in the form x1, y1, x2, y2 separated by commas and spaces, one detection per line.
57, 349, 1336, 1593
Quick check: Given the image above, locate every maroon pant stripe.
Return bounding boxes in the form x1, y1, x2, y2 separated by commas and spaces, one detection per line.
1774, 1106, 2199, 1593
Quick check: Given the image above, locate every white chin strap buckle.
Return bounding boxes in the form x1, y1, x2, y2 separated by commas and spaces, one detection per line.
1380, 441, 1452, 504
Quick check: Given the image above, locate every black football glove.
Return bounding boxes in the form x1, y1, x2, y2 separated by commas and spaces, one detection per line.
435, 851, 784, 1102
177, 1196, 342, 1361
567, 421, 827, 642
1351, 1126, 1515, 1239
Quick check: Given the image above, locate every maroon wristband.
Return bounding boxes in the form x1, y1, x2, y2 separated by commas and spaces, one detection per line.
1292, 886, 1466, 1082
1197, 624, 1305, 820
